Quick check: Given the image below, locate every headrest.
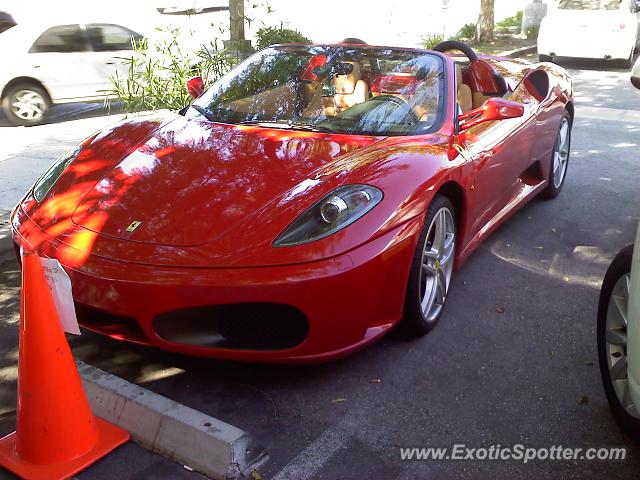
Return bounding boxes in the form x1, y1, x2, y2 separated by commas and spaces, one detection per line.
334, 62, 361, 95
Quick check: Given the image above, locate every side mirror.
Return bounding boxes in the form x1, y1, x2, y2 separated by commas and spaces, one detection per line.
459, 97, 524, 131
186, 76, 205, 99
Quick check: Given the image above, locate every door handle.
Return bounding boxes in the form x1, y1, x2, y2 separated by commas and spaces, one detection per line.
105, 61, 115, 65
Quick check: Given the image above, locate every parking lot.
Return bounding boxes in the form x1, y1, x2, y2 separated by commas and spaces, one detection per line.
1, 58, 640, 479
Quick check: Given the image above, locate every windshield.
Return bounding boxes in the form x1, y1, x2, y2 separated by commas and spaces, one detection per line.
558, 0, 622, 9
188, 45, 445, 136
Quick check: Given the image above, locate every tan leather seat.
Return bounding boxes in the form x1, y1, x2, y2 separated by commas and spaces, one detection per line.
324, 62, 369, 116
456, 64, 473, 113
472, 91, 490, 109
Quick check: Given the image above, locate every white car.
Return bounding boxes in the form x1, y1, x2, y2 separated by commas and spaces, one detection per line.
599, 227, 640, 439
598, 76, 640, 439
0, 20, 143, 126
538, 0, 640, 66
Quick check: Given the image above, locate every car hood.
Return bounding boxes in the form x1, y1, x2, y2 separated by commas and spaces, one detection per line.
70, 115, 381, 249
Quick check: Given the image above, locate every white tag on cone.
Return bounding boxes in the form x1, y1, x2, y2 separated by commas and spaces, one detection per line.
39, 257, 81, 335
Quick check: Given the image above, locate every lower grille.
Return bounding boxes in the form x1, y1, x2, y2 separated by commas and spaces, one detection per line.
153, 303, 309, 350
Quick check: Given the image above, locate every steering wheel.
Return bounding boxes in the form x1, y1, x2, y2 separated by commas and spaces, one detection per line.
431, 40, 478, 63
371, 95, 420, 124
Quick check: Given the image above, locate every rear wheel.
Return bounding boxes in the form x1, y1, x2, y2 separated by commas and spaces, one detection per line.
402, 195, 456, 336
1, 83, 50, 126
598, 245, 640, 442
541, 110, 571, 199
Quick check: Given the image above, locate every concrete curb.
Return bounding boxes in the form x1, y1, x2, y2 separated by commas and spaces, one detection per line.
498, 44, 537, 59
0, 210, 13, 264
76, 361, 269, 480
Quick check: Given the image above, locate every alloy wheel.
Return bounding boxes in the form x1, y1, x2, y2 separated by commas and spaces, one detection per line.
605, 273, 640, 418
552, 117, 570, 188
419, 207, 455, 322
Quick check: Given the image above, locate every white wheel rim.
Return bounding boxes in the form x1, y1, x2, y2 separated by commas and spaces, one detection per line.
552, 117, 570, 188
419, 208, 455, 322
605, 273, 640, 418
10, 89, 46, 121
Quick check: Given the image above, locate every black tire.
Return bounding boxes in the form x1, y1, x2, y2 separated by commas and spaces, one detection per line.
1, 83, 50, 126
402, 195, 456, 336
540, 110, 572, 199
538, 54, 552, 63
597, 244, 640, 442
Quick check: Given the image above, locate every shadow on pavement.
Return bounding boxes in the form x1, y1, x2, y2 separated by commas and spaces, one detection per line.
0, 102, 124, 128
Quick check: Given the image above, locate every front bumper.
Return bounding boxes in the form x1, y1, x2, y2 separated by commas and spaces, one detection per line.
12, 208, 422, 363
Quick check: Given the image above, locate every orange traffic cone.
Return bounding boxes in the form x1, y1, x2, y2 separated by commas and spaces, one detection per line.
0, 251, 130, 480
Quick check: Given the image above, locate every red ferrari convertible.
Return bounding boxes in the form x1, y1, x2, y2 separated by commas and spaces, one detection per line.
11, 41, 573, 362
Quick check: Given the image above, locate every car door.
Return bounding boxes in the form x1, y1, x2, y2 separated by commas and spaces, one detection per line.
27, 24, 106, 101
460, 94, 537, 241
85, 23, 143, 94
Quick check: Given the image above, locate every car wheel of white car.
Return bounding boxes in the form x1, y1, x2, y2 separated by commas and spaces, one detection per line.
598, 245, 640, 442
2, 84, 50, 126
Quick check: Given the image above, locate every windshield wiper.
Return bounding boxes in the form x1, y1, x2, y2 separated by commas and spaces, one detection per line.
190, 104, 217, 121
238, 120, 333, 133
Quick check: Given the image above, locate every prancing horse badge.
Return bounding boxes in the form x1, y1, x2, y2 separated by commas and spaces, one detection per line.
126, 220, 142, 232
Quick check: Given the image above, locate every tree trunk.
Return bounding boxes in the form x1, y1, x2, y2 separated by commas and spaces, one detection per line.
476, 0, 495, 43
229, 0, 245, 41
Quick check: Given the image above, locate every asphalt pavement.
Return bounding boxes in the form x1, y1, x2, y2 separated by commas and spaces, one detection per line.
1, 59, 640, 479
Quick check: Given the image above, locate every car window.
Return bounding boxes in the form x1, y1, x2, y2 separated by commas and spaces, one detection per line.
191, 45, 445, 136
558, 0, 623, 9
29, 24, 88, 53
86, 24, 142, 52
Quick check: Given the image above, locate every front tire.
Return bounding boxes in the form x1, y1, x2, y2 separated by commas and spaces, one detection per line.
540, 110, 572, 199
1, 83, 50, 126
402, 195, 456, 336
598, 245, 640, 441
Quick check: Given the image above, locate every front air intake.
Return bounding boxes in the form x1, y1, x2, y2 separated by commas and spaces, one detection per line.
153, 303, 309, 350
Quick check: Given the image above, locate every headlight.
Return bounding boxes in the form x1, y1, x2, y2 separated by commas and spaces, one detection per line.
273, 184, 383, 247
33, 146, 82, 202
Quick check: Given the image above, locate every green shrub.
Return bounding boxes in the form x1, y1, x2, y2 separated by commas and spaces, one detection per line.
525, 25, 540, 40
457, 23, 476, 40
495, 10, 523, 33
107, 27, 232, 113
422, 34, 445, 50
255, 26, 310, 50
